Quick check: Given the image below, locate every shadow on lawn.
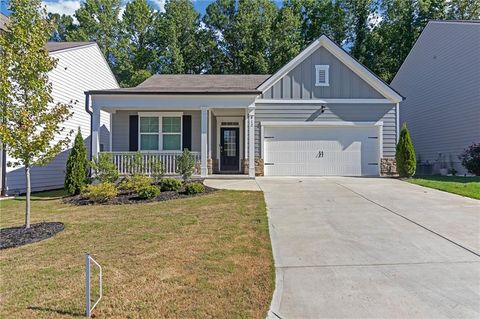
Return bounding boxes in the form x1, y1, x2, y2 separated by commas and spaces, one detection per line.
13, 189, 66, 202
27, 306, 84, 317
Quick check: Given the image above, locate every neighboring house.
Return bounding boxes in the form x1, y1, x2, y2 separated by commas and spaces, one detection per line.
391, 20, 480, 175
87, 35, 403, 178
1, 41, 119, 195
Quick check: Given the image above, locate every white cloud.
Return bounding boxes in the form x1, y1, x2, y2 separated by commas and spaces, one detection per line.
150, 0, 166, 13
43, 0, 81, 17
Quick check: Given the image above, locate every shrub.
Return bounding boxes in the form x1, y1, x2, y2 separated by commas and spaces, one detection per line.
185, 182, 205, 195
459, 143, 480, 176
176, 149, 196, 182
90, 153, 119, 183
65, 128, 88, 195
137, 185, 160, 199
82, 182, 118, 203
118, 175, 153, 193
396, 124, 416, 177
151, 161, 165, 183
160, 177, 182, 191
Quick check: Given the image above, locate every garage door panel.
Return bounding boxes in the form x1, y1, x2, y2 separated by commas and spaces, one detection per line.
264, 126, 379, 176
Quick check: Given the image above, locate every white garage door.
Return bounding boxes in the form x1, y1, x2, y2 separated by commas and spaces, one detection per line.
263, 125, 380, 176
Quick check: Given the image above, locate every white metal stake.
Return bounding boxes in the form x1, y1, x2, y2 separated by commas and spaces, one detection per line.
85, 253, 91, 317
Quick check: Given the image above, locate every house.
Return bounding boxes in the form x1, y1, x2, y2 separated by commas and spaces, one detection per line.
87, 35, 403, 178
391, 21, 480, 175
1, 40, 119, 195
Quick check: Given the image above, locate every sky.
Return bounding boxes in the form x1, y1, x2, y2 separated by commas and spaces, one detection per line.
1, 0, 283, 16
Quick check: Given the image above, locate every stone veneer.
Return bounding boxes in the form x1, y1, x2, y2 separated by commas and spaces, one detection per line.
255, 158, 264, 176
380, 158, 397, 176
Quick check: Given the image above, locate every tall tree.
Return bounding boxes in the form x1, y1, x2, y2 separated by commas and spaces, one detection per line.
47, 13, 77, 41
0, 0, 73, 228
270, 0, 303, 72
116, 0, 156, 86
301, 0, 347, 46
345, 0, 376, 64
448, 0, 480, 19
69, 0, 122, 68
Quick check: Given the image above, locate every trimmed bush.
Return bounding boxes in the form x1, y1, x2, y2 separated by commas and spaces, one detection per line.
82, 182, 118, 202
90, 153, 119, 183
118, 175, 153, 193
459, 143, 480, 176
176, 149, 196, 182
160, 178, 182, 191
185, 182, 205, 195
137, 185, 161, 199
65, 128, 88, 195
396, 124, 416, 177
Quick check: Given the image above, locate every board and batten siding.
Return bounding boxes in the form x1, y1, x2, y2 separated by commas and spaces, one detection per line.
262, 47, 384, 100
5, 44, 118, 194
254, 103, 397, 159
391, 21, 480, 174
111, 110, 201, 152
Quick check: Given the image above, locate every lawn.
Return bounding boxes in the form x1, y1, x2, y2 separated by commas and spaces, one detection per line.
0, 190, 274, 318
405, 175, 480, 199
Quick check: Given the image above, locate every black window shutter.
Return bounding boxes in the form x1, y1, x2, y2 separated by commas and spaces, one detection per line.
182, 115, 192, 151
129, 115, 139, 151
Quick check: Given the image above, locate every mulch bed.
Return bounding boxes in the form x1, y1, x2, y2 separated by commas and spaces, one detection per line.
64, 185, 217, 206
0, 222, 65, 250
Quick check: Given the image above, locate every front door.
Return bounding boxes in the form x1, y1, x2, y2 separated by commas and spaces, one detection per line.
220, 127, 240, 172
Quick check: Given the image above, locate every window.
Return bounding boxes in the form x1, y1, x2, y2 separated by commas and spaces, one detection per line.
139, 113, 182, 151
162, 117, 181, 150
315, 65, 329, 86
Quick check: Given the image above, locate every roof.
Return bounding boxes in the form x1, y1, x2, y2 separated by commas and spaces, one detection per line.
88, 74, 271, 94
46, 42, 95, 53
258, 35, 404, 103
0, 13, 9, 32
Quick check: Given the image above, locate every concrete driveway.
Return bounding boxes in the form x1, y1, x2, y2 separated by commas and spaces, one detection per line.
257, 177, 480, 319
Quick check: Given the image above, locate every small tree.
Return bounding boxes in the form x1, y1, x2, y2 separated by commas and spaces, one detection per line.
176, 149, 195, 182
65, 128, 88, 195
396, 123, 416, 177
0, 0, 73, 228
90, 153, 119, 183
459, 143, 480, 176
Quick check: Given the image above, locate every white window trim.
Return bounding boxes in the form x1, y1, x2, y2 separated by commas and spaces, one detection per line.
138, 112, 183, 152
315, 65, 330, 86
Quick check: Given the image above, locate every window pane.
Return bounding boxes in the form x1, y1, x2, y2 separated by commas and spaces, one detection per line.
162, 117, 181, 133
162, 134, 181, 150
140, 134, 159, 150
140, 117, 159, 133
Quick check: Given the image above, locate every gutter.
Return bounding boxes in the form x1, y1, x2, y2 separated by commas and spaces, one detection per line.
84, 92, 93, 161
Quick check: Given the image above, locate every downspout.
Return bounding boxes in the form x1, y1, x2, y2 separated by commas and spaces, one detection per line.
85, 92, 93, 161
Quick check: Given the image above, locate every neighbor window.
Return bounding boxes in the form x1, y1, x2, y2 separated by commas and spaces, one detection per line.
315, 65, 330, 86
139, 114, 182, 151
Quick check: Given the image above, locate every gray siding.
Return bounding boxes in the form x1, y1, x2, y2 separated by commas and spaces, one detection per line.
255, 103, 397, 158
262, 47, 384, 100
112, 110, 201, 152
391, 21, 480, 174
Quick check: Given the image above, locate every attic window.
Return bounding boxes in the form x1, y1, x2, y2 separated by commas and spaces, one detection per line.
315, 65, 329, 86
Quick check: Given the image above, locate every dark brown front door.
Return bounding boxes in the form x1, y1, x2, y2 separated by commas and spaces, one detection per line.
220, 127, 240, 172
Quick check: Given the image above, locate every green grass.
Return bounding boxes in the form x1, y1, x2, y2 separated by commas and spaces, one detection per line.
0, 190, 274, 318
405, 175, 480, 200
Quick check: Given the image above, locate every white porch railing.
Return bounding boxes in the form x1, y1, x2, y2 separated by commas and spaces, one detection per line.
103, 151, 201, 176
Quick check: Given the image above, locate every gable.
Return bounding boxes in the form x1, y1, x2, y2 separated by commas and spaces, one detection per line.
258, 35, 403, 102
261, 46, 384, 99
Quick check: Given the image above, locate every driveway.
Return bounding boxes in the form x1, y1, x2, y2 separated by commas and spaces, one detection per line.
257, 177, 480, 319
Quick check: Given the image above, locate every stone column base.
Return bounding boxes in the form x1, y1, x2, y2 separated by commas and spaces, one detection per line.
241, 159, 249, 174
255, 158, 264, 176
381, 158, 397, 176
207, 159, 213, 175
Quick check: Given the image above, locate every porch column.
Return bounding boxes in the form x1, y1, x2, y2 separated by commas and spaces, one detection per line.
200, 106, 208, 177
91, 104, 101, 159
248, 105, 255, 177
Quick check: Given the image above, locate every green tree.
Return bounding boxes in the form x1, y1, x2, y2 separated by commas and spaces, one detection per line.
69, 0, 122, 68
0, 0, 73, 228
115, 0, 155, 87
301, 0, 347, 46
396, 124, 416, 177
345, 0, 376, 64
47, 13, 78, 41
448, 0, 480, 19
65, 128, 88, 195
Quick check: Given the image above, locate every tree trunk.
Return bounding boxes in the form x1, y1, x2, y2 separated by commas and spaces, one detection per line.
25, 165, 31, 229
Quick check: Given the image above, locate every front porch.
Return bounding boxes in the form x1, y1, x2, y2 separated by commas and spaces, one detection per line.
89, 93, 258, 178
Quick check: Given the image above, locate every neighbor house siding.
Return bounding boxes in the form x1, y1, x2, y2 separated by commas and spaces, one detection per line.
5, 45, 118, 194
254, 103, 397, 158
111, 110, 201, 152
391, 22, 480, 174
261, 47, 384, 100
